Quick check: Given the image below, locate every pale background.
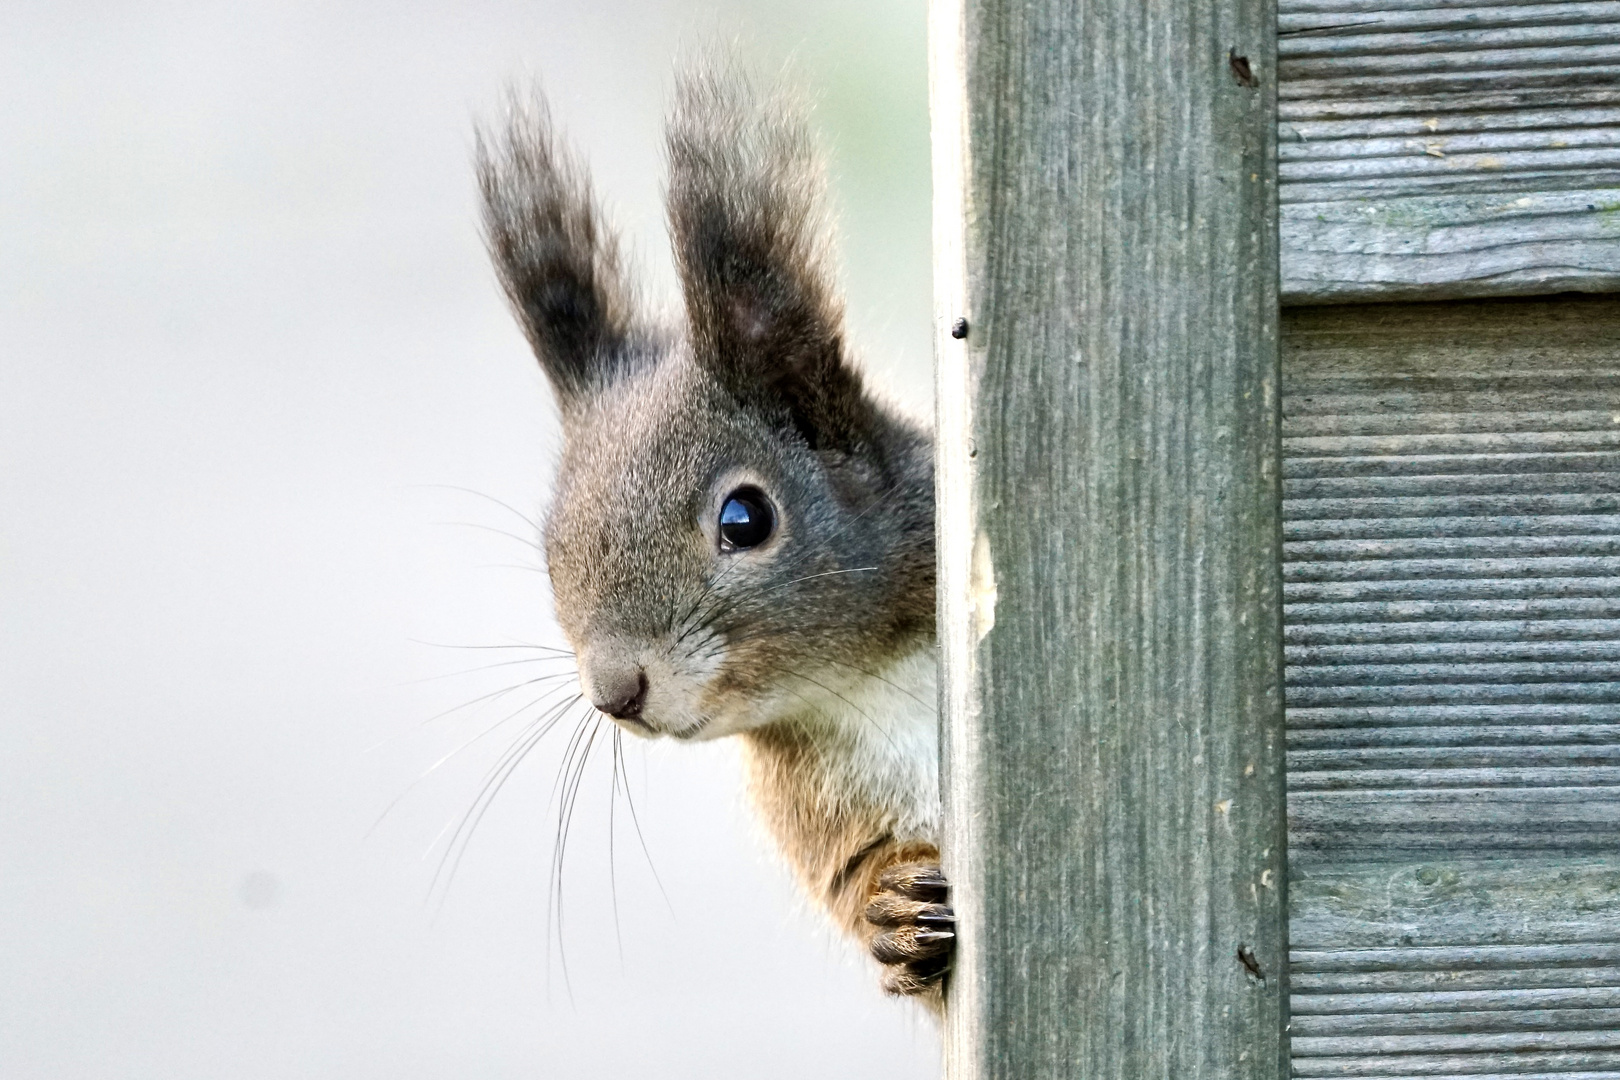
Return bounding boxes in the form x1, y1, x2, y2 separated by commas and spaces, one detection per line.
0, 2, 938, 1077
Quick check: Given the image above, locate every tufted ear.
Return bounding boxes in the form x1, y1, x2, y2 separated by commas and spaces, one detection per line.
478, 92, 641, 409
665, 66, 871, 453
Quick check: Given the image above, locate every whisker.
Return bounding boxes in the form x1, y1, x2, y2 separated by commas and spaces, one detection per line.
778, 667, 899, 752
672, 599, 726, 649
818, 655, 936, 710
409, 638, 575, 658
754, 495, 892, 594
404, 654, 574, 686
429, 697, 577, 891
428, 692, 583, 906
708, 626, 936, 716
427, 698, 563, 871
608, 727, 623, 967
370, 682, 576, 836
436, 702, 572, 892
440, 519, 547, 559
671, 566, 882, 654
415, 483, 544, 535
548, 709, 602, 1002
361, 669, 576, 757
416, 670, 579, 728
670, 494, 892, 642
670, 576, 724, 644
555, 717, 602, 923
545, 707, 597, 827
757, 566, 878, 595
614, 727, 673, 915
543, 707, 597, 987
701, 491, 889, 609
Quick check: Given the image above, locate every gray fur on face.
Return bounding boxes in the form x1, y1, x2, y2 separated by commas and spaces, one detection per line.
478, 63, 934, 741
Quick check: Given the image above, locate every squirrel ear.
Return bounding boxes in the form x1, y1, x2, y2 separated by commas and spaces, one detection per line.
479, 92, 640, 409
666, 66, 868, 452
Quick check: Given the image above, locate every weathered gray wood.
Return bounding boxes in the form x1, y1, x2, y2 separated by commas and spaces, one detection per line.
1275, 1, 1620, 303
1291, 859, 1620, 949
930, 0, 1287, 1074
1280, 297, 1620, 1078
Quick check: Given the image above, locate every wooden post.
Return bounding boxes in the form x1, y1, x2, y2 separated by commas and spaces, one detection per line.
930, 0, 1287, 1076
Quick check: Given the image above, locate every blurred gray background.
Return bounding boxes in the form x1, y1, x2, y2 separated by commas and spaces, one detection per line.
0, 2, 937, 1076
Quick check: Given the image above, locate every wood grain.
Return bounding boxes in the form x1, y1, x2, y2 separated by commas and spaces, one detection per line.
930, 0, 1288, 1074
1281, 296, 1620, 1078
1275, 1, 1620, 302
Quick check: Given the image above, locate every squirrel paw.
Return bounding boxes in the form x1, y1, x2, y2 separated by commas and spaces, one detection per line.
864, 862, 954, 996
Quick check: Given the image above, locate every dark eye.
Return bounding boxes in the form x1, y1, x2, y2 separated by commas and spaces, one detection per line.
718, 487, 774, 551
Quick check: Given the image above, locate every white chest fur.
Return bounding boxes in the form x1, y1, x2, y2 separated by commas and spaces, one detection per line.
792, 648, 941, 843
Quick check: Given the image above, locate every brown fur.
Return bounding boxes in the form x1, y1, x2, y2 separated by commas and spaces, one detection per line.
740, 722, 947, 1010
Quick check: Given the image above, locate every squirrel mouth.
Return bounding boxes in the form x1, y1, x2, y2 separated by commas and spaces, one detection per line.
613, 713, 655, 735
666, 715, 715, 741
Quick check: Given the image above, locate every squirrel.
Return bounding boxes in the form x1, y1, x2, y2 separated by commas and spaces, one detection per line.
474, 65, 954, 1007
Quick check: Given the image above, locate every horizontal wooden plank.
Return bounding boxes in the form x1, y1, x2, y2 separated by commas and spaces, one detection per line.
1286, 559, 1620, 586
1285, 434, 1620, 458
1288, 577, 1620, 602
1292, 833, 1620, 857
1291, 787, 1620, 813
1294, 986, 1620, 1015
1288, 703, 1620, 726
1281, 85, 1620, 121
1282, 453, 1620, 481
1288, 660, 1620, 685
1287, 479, 1620, 503
1290, 860, 1620, 947
1281, 129, 1620, 170
1285, 537, 1620, 561
1288, 607, 1620, 630
1285, 388, 1620, 419
1292, 1048, 1620, 1075
1289, 683, 1620, 706
1290, 743, 1620, 767
1294, 1030, 1620, 1056
1288, 641, 1620, 663
1286, 412, 1620, 438
1289, 617, 1620, 641
1294, 943, 1620, 974
1285, 558, 1620, 583
1287, 0, 1620, 14
1282, 192, 1620, 303
1291, 1006, 1620, 1037
1285, 517, 1620, 541
1280, 3, 1620, 40
1290, 723, 1620, 746
1293, 966, 1620, 992
1288, 500, 1620, 524
1289, 764, 1620, 785
1284, 46, 1620, 82
1284, 105, 1620, 142
1277, 0, 1620, 300
1291, 781, 1620, 852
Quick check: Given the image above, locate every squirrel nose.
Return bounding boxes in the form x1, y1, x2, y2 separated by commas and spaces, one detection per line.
592, 666, 648, 721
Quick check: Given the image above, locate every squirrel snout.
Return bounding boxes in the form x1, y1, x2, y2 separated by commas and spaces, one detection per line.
590, 665, 648, 722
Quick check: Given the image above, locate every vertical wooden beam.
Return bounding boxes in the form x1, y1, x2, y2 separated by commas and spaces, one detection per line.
930, 0, 1287, 1075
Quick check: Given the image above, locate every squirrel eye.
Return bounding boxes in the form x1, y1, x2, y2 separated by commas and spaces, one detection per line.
718, 487, 774, 551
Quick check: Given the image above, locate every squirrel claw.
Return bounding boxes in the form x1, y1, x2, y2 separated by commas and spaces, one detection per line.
864, 861, 955, 997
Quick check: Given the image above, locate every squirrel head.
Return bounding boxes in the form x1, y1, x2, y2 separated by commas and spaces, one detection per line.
478, 67, 934, 741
